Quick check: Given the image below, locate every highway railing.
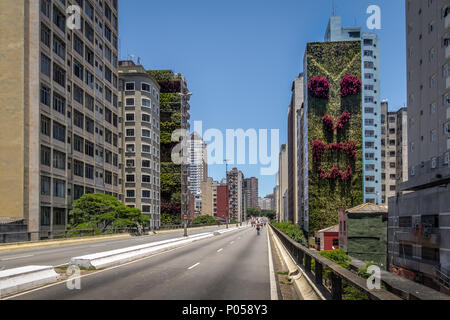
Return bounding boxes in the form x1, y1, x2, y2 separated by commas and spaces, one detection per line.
270, 224, 401, 300
0, 223, 226, 244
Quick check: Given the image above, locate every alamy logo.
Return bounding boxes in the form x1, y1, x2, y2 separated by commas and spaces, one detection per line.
66, 265, 81, 290
66, 5, 82, 30
366, 5, 381, 30
366, 265, 381, 290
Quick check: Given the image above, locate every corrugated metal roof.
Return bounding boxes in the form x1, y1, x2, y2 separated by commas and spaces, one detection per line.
346, 203, 388, 214
317, 224, 339, 234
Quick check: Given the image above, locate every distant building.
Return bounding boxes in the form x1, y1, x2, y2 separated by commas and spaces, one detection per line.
227, 168, 245, 222
243, 177, 258, 209
381, 101, 408, 205
339, 203, 388, 268
278, 144, 288, 222
258, 197, 273, 211
216, 185, 229, 221
315, 225, 339, 251
188, 133, 208, 195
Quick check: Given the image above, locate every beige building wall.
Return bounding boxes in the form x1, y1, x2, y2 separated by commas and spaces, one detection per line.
278, 144, 288, 222
0, 1, 40, 231
200, 177, 214, 216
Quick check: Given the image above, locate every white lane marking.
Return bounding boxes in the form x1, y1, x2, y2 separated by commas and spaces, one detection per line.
267, 228, 279, 301
217, 248, 223, 253
230, 241, 235, 244
1, 254, 34, 261
89, 244, 107, 248
188, 262, 200, 270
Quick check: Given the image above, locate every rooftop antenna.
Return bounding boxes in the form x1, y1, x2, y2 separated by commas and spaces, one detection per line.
332, 0, 336, 16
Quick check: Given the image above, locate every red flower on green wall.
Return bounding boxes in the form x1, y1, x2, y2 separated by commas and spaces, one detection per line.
337, 112, 351, 130
322, 114, 335, 132
308, 77, 330, 99
340, 75, 362, 97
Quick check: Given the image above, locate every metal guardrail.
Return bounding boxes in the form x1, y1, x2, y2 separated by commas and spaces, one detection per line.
0, 223, 224, 244
270, 224, 401, 300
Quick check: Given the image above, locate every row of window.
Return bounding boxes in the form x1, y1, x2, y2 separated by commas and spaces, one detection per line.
125, 189, 160, 200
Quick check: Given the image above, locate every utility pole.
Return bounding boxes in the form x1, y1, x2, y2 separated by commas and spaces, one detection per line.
224, 159, 229, 229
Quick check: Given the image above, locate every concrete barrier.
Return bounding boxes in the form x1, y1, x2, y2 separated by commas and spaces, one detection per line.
0, 266, 60, 298
70, 232, 216, 269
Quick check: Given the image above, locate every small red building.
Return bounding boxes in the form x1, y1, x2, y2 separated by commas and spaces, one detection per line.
315, 225, 340, 251
216, 185, 229, 220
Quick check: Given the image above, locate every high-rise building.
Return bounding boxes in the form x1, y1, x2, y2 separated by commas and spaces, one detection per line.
298, 39, 364, 237
258, 196, 274, 211
188, 133, 207, 196
0, 0, 120, 237
243, 177, 258, 209
324, 16, 382, 205
387, 1, 450, 293
118, 61, 161, 228
288, 75, 305, 224
381, 101, 408, 205
227, 168, 245, 222
277, 144, 288, 222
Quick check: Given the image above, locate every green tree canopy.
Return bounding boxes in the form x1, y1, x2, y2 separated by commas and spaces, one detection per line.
192, 215, 219, 225
68, 194, 149, 231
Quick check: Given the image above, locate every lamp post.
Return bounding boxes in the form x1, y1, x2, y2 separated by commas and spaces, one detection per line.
179, 92, 192, 237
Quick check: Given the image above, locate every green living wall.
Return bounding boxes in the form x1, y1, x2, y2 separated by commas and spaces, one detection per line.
306, 42, 363, 234
147, 70, 183, 221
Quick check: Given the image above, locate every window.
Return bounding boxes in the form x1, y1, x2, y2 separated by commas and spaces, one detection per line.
422, 247, 440, 263
40, 85, 51, 106
365, 153, 375, 160
85, 47, 94, 66
142, 98, 151, 108
125, 82, 135, 91
53, 93, 65, 115
365, 164, 375, 171
73, 85, 84, 104
74, 110, 84, 129
41, 146, 51, 166
85, 117, 94, 134
74, 135, 83, 152
142, 83, 151, 92
53, 208, 65, 225
142, 144, 151, 153
73, 35, 84, 57
126, 113, 135, 122
142, 129, 151, 138
142, 190, 151, 198
364, 61, 374, 69
126, 174, 135, 183
365, 176, 375, 182
399, 217, 412, 228
126, 98, 135, 106
126, 144, 135, 153
53, 36, 65, 59
85, 0, 94, 20
85, 141, 94, 157
41, 53, 51, 76
126, 159, 135, 168
53, 150, 66, 170
105, 171, 112, 185
126, 129, 135, 137
41, 176, 51, 196
40, 207, 51, 226
53, 63, 66, 87
126, 190, 135, 198
74, 160, 84, 177
41, 115, 51, 136
85, 164, 94, 179
142, 114, 150, 122
142, 175, 151, 183
142, 160, 151, 168
53, 6, 65, 32
73, 60, 84, 80
53, 122, 65, 143
365, 130, 375, 137
399, 244, 413, 258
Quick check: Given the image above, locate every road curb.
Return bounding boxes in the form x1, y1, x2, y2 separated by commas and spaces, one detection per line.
0, 266, 60, 298
269, 226, 325, 300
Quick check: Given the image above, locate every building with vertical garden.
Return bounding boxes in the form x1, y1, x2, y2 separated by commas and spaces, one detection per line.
298, 41, 364, 238
147, 70, 191, 224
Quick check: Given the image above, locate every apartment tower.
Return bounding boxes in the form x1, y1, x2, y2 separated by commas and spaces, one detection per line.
119, 60, 161, 228
0, 0, 120, 237
387, 1, 450, 293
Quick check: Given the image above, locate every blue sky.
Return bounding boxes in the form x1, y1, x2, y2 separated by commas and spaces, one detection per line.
119, 0, 406, 198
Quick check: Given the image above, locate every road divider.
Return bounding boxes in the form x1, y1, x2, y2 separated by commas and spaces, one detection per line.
0, 266, 60, 298
70, 227, 245, 270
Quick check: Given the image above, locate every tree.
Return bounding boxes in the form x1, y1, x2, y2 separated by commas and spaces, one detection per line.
68, 194, 149, 232
247, 207, 261, 217
260, 210, 276, 220
192, 215, 219, 225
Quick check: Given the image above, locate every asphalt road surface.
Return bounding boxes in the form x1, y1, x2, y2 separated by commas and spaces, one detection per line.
0, 226, 229, 270
8, 226, 272, 300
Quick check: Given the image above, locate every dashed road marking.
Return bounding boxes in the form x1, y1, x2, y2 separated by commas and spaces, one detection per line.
1, 254, 34, 261
188, 263, 200, 270
217, 248, 223, 253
